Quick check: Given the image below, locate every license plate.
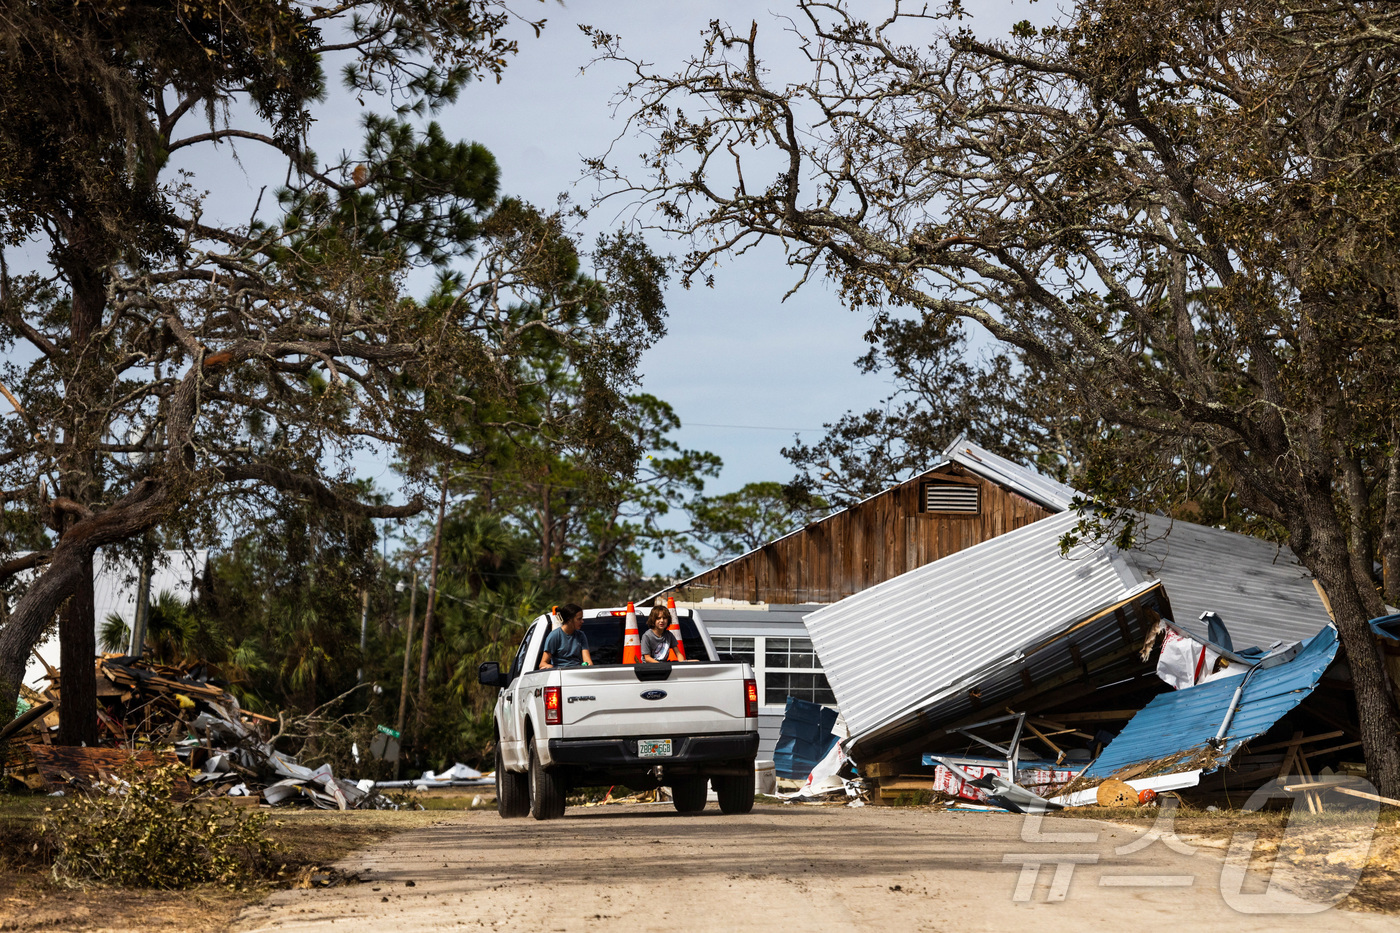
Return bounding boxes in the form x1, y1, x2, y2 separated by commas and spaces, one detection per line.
638, 739, 673, 758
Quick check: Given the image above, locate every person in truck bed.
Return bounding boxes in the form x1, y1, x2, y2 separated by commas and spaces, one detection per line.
641, 606, 693, 663
540, 604, 592, 669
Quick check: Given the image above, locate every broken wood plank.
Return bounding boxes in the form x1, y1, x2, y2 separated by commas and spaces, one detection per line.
1023, 721, 1066, 764
0, 700, 55, 744
1304, 740, 1364, 760
1037, 709, 1139, 723
1247, 731, 1344, 754
1283, 778, 1361, 792
1333, 786, 1400, 807
27, 746, 189, 797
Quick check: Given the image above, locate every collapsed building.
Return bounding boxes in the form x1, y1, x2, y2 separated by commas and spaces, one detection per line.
802, 509, 1364, 805
661, 436, 1385, 807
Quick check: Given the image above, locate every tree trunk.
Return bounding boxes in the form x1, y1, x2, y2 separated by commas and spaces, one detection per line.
1298, 488, 1400, 801
56, 554, 97, 746
0, 548, 89, 727
1339, 449, 1381, 615
52, 266, 105, 743
1381, 443, 1400, 607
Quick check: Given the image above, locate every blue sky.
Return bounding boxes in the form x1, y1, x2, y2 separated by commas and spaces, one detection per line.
435, 0, 1052, 495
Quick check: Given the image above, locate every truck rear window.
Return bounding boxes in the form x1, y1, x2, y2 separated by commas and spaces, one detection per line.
580, 616, 710, 665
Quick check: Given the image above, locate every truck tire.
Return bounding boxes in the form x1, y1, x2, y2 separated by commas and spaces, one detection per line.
714, 762, 755, 814
528, 745, 567, 820
671, 776, 707, 813
496, 743, 529, 818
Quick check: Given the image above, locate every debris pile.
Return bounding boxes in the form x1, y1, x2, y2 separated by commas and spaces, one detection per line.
788, 499, 1400, 813
2, 654, 408, 809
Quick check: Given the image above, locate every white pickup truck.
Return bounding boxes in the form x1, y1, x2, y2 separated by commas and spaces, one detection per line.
477, 605, 760, 820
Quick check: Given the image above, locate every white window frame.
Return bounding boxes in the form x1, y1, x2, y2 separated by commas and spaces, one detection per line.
709, 633, 838, 710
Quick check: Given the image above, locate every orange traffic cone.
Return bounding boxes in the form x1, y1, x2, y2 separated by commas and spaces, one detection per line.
666, 595, 686, 661
622, 601, 641, 664
550, 606, 563, 629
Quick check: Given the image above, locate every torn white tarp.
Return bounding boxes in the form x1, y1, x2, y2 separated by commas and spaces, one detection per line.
1156, 628, 1223, 689
422, 762, 484, 782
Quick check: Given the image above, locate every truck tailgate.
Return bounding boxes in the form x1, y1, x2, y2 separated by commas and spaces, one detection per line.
555, 663, 749, 738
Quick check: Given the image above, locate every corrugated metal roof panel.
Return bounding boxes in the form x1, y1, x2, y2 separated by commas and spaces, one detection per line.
1122, 515, 1329, 650
942, 436, 1078, 512
803, 511, 1145, 738
847, 590, 1167, 757
803, 507, 1334, 756
1085, 625, 1339, 778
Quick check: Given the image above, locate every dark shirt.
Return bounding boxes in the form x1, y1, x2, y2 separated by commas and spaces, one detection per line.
543, 627, 589, 668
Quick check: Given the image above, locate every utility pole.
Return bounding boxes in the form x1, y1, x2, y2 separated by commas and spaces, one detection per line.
127, 540, 153, 658
414, 473, 449, 742
355, 586, 370, 683
393, 570, 418, 780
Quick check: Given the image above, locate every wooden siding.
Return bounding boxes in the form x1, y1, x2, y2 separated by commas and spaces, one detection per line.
676, 465, 1055, 604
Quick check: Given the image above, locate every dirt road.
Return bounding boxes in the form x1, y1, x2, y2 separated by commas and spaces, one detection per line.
233, 803, 1393, 932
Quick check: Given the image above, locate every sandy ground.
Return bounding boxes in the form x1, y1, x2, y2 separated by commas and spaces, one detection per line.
232, 802, 1397, 932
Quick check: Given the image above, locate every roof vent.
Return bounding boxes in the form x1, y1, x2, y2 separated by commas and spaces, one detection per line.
922, 482, 979, 514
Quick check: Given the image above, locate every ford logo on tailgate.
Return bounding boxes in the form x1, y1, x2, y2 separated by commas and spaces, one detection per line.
640, 690, 667, 701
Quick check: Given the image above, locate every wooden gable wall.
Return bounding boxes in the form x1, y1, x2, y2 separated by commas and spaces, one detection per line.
674, 464, 1056, 604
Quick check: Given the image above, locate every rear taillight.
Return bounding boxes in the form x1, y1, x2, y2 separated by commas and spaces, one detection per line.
545, 686, 561, 725
744, 678, 758, 718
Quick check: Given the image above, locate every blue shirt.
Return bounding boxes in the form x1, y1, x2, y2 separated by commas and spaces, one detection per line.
542, 627, 589, 668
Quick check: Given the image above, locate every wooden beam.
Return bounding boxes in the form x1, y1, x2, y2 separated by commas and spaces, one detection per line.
1113, 607, 1133, 644
1040, 709, 1141, 723
1246, 731, 1344, 754
1313, 580, 1335, 621
1023, 721, 1066, 764
1304, 740, 1363, 759
1283, 779, 1360, 792
1068, 641, 1087, 675
1334, 786, 1400, 807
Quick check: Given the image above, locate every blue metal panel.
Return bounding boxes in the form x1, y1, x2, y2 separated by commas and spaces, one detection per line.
1085, 625, 1339, 778
772, 697, 840, 779
1370, 614, 1400, 641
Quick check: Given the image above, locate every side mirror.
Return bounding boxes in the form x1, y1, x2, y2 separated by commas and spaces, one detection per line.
478, 661, 504, 688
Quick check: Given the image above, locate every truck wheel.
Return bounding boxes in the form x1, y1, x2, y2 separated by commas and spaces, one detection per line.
671, 776, 707, 813
715, 761, 755, 814
496, 743, 529, 818
528, 746, 566, 820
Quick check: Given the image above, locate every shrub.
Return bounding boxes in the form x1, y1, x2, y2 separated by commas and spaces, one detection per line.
44, 762, 279, 889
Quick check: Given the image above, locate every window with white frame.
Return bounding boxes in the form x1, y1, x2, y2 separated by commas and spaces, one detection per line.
711, 636, 755, 665
763, 636, 836, 706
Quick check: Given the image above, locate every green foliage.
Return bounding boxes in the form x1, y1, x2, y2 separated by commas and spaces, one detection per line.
44, 762, 279, 889
682, 482, 823, 569
193, 499, 377, 715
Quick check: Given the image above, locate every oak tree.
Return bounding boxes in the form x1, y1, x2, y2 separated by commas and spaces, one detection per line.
590, 0, 1400, 795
